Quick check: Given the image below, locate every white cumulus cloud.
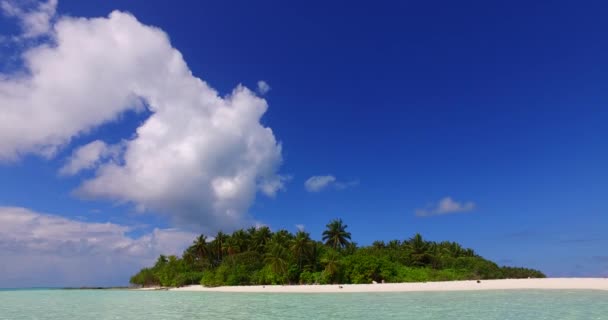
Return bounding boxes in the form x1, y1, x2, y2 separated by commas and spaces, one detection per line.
1, 0, 57, 38
0, 9, 285, 232
59, 140, 122, 176
304, 175, 358, 192
415, 196, 476, 217
0, 206, 196, 288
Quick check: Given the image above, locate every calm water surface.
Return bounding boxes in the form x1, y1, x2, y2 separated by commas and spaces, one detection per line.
0, 289, 606, 319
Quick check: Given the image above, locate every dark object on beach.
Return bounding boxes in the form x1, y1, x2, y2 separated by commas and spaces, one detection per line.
339, 286, 343, 289
477, 280, 481, 284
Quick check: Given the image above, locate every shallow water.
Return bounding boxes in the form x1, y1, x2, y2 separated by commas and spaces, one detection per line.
0, 289, 606, 319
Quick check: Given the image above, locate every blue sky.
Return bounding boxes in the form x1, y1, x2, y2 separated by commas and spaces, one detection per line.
0, 0, 607, 287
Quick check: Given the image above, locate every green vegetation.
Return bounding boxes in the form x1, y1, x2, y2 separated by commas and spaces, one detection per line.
130, 219, 545, 287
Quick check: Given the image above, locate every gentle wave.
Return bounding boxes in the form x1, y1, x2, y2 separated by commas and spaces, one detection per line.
0, 289, 607, 319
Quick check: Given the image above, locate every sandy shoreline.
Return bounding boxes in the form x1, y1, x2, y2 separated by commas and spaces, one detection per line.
160, 278, 608, 293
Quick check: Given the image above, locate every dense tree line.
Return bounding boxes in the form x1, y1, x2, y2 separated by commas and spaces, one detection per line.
130, 219, 545, 287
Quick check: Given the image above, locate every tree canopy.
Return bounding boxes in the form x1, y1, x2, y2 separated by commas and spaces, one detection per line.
130, 219, 544, 287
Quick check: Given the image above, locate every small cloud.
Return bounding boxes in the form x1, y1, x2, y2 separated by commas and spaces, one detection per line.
304, 175, 358, 192
415, 196, 475, 217
258, 175, 291, 197
257, 80, 270, 95
295, 224, 305, 231
305, 175, 336, 192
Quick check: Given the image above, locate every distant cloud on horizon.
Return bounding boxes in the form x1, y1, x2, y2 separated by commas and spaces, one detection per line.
0, 206, 195, 288
415, 196, 475, 217
304, 175, 359, 192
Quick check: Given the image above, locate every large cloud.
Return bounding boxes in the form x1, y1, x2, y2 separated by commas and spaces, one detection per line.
0, 206, 196, 288
0, 6, 285, 231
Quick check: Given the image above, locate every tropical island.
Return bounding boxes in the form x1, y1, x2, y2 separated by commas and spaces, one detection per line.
130, 219, 544, 288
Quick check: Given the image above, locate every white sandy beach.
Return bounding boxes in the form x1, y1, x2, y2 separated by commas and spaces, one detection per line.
166, 278, 608, 293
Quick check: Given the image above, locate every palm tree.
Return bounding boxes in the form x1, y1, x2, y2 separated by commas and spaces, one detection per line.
464, 248, 477, 257
442, 241, 464, 258
247, 226, 258, 237
265, 241, 289, 280
251, 226, 272, 252
272, 229, 293, 244
344, 241, 358, 255
186, 234, 210, 270
321, 250, 341, 283
322, 219, 351, 249
182, 247, 195, 266
168, 255, 179, 264
211, 231, 227, 264
387, 240, 401, 250
154, 255, 168, 269
225, 237, 240, 256
372, 240, 386, 249
192, 235, 209, 260
246, 226, 258, 251
231, 229, 249, 253
290, 231, 312, 270
305, 241, 324, 272
407, 233, 429, 266
407, 233, 428, 254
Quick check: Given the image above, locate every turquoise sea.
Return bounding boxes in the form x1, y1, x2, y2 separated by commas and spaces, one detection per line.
1, 289, 606, 319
